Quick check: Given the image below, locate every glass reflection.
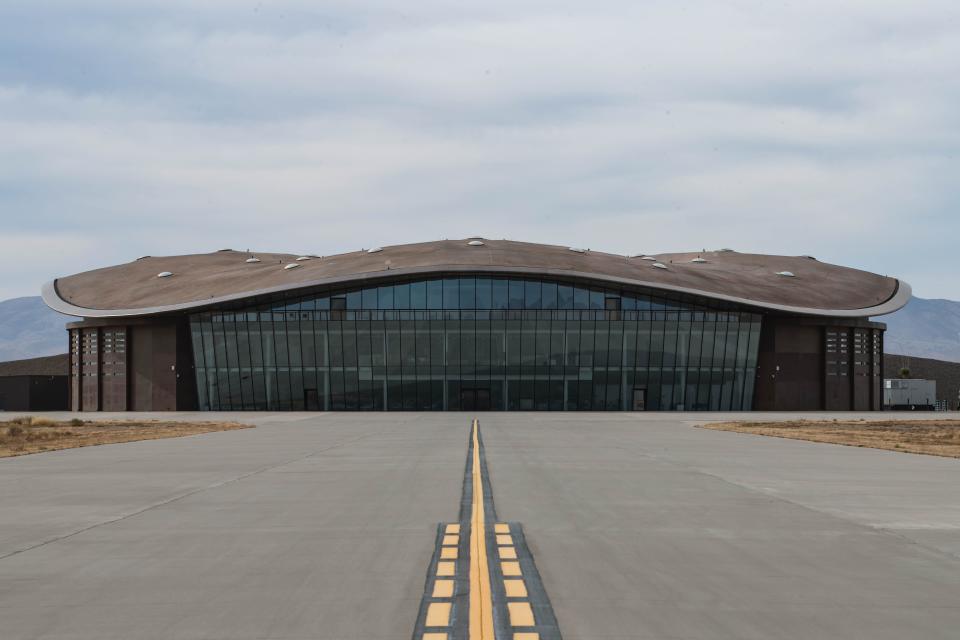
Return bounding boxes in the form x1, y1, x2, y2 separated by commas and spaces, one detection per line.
191, 276, 761, 411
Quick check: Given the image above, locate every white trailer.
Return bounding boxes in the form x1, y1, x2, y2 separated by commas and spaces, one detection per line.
883, 379, 936, 410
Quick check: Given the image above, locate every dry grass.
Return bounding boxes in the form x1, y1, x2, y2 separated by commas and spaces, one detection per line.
0, 416, 252, 458
700, 419, 960, 459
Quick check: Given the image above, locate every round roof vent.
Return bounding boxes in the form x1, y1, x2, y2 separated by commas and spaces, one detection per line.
284, 263, 301, 271
776, 271, 796, 277
652, 263, 668, 270
467, 240, 485, 247
245, 257, 261, 264
157, 271, 173, 278
367, 247, 383, 253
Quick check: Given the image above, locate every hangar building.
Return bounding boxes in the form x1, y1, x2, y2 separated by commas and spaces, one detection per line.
41, 239, 909, 412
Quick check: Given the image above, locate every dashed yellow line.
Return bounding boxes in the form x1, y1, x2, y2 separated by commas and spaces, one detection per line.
496, 522, 538, 636
426, 601, 452, 627
419, 421, 551, 640
432, 579, 455, 598
469, 418, 495, 640
508, 602, 536, 627
503, 578, 527, 598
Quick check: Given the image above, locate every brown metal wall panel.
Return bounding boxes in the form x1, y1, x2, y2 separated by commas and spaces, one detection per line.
27, 376, 69, 410
0, 376, 68, 411
69, 329, 82, 411
753, 321, 777, 410
128, 326, 153, 411
754, 320, 824, 411
755, 317, 886, 412
175, 320, 198, 411
130, 324, 178, 411
0, 377, 31, 411
81, 328, 100, 411
851, 328, 872, 411
873, 330, 883, 410
777, 325, 822, 411
824, 327, 852, 411
152, 325, 178, 410
99, 326, 128, 411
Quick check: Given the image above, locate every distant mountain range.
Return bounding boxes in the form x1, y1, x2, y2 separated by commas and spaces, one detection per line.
879, 297, 960, 364
0, 294, 958, 364
0, 296, 70, 361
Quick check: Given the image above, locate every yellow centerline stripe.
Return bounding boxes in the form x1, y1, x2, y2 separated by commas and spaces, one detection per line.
469, 418, 495, 640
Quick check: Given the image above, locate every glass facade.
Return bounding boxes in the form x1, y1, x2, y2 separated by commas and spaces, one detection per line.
189, 275, 762, 411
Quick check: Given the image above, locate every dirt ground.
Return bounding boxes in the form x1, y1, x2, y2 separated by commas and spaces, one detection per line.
700, 419, 960, 459
0, 416, 252, 458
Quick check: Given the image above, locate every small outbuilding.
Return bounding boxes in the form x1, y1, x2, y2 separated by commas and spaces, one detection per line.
0, 354, 69, 412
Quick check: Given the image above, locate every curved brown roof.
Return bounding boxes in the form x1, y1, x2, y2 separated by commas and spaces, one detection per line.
42, 239, 909, 318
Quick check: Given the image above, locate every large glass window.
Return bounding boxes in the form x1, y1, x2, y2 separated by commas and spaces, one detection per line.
508, 280, 525, 310
190, 276, 762, 411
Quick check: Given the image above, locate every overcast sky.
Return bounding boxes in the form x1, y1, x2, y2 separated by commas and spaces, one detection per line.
1, 1, 958, 301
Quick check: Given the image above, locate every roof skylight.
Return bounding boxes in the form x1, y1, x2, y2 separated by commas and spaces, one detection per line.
468, 240, 485, 246
776, 271, 796, 277
652, 263, 668, 269
296, 256, 311, 261
568, 247, 587, 253
691, 257, 707, 263
284, 263, 301, 270
367, 247, 383, 253
245, 257, 261, 263
157, 271, 173, 278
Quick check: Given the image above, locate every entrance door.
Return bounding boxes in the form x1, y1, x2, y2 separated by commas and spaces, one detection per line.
304, 388, 320, 411
631, 388, 646, 411
461, 388, 492, 411
475, 389, 491, 411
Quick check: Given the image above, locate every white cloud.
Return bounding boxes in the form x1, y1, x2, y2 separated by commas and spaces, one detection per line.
0, 0, 958, 299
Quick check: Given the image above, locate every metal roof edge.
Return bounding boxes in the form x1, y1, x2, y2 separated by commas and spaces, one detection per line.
41, 267, 912, 320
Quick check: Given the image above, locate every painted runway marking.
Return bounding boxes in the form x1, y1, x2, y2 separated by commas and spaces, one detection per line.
469, 419, 496, 639
411, 419, 561, 640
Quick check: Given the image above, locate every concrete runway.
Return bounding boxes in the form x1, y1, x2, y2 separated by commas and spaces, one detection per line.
1, 412, 959, 639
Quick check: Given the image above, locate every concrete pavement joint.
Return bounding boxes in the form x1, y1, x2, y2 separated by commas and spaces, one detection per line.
0, 431, 380, 563
647, 427, 960, 564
